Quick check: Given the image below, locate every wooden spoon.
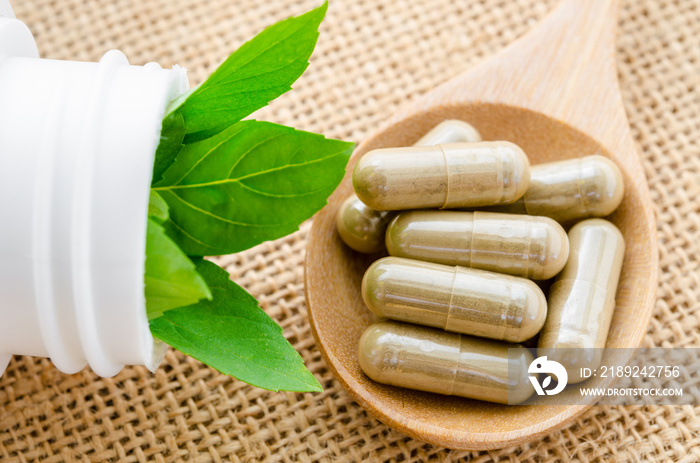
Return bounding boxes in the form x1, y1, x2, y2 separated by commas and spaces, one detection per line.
305, 0, 657, 450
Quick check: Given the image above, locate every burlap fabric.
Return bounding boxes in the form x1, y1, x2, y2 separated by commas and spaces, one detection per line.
1, 0, 698, 461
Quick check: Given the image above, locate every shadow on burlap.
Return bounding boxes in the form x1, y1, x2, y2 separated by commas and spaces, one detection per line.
2, 0, 699, 461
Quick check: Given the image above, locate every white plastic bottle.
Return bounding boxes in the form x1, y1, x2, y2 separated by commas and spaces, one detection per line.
0, 2, 189, 377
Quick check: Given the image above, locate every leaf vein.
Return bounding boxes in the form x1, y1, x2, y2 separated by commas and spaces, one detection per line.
167, 191, 297, 228
165, 218, 222, 251
157, 151, 344, 191
197, 24, 316, 95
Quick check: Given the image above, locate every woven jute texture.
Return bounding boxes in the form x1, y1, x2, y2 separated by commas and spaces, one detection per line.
1, 0, 698, 461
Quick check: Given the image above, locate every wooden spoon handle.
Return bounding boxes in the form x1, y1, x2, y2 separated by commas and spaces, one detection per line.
405, 0, 629, 151
481, 0, 621, 115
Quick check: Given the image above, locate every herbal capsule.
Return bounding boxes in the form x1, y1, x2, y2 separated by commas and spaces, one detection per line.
358, 320, 535, 404
362, 257, 546, 342
336, 194, 396, 253
495, 155, 624, 222
336, 121, 480, 253
385, 210, 569, 280
353, 141, 530, 211
538, 219, 625, 383
414, 120, 481, 146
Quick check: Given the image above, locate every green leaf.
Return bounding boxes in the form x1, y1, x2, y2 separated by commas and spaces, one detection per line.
145, 219, 212, 319
148, 190, 169, 223
149, 260, 322, 392
153, 120, 353, 256
174, 2, 328, 143
152, 110, 186, 185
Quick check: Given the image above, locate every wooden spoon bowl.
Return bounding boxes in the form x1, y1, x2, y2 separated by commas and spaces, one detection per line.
305, 0, 657, 450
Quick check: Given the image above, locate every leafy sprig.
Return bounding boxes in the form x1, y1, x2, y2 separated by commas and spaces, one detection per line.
153, 120, 352, 256
144, 218, 211, 320
169, 2, 327, 144
145, 2, 350, 393
150, 260, 321, 392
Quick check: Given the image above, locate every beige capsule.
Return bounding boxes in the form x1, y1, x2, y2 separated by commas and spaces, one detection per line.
358, 320, 535, 404
352, 141, 530, 211
362, 257, 546, 342
336, 193, 396, 253
413, 120, 482, 146
385, 210, 569, 280
494, 155, 624, 222
538, 219, 625, 383
336, 121, 480, 253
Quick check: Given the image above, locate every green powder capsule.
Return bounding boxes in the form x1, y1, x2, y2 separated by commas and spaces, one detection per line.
385, 210, 569, 280
358, 320, 535, 404
352, 141, 530, 211
336, 193, 396, 253
494, 155, 624, 222
337, 120, 481, 253
413, 119, 482, 146
538, 219, 625, 383
362, 257, 546, 343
